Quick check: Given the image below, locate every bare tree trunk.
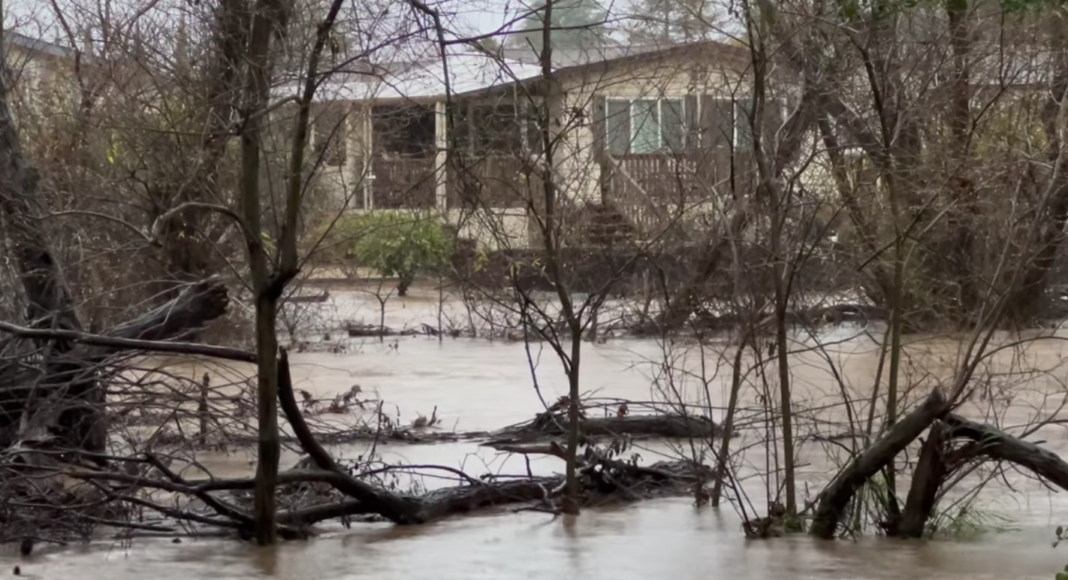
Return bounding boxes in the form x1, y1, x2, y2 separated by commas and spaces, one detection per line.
238, 0, 343, 544
710, 330, 748, 507
527, 0, 586, 515
239, 0, 286, 546
895, 421, 947, 538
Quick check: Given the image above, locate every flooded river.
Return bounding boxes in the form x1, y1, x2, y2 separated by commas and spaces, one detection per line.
6, 289, 1068, 579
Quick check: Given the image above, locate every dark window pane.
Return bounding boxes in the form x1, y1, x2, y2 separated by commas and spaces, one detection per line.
735, 98, 753, 148
473, 103, 521, 154
662, 98, 684, 153
631, 99, 660, 153
373, 105, 435, 156
700, 97, 734, 149
764, 98, 784, 150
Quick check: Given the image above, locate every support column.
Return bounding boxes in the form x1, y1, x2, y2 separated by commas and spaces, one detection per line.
434, 100, 448, 214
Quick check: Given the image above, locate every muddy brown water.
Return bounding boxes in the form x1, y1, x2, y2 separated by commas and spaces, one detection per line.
6, 290, 1068, 579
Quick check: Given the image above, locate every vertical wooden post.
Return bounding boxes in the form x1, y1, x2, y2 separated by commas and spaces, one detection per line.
434, 99, 448, 213
364, 105, 374, 210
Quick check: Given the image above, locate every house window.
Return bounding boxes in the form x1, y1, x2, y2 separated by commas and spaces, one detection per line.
373, 105, 435, 156
472, 103, 523, 155
606, 97, 685, 156
700, 96, 785, 150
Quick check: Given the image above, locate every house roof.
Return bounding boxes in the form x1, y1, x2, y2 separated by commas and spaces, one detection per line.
3, 30, 76, 60
285, 39, 750, 105
306, 51, 545, 103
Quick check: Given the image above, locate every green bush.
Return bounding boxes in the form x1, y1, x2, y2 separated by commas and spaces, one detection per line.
319, 212, 452, 296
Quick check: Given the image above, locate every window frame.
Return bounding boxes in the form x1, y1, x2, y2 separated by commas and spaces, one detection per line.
604, 96, 687, 156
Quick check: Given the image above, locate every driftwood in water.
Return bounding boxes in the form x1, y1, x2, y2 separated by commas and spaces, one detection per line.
216, 426, 491, 448
687, 303, 886, 334
891, 414, 1068, 538
488, 410, 722, 445
344, 323, 458, 339
809, 388, 946, 539
808, 400, 1068, 540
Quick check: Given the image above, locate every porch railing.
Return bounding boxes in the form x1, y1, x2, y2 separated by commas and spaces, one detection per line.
604, 150, 757, 235
369, 156, 437, 209
446, 154, 540, 209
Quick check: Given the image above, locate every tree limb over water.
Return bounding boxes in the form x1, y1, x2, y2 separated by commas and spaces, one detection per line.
808, 392, 1068, 540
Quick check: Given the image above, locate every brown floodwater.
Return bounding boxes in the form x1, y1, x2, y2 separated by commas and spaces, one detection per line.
6, 290, 1068, 579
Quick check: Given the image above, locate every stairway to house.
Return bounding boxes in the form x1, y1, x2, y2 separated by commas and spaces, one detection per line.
582, 202, 639, 247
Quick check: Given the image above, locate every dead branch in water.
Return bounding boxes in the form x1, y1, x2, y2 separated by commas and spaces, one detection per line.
0, 348, 716, 545
275, 349, 711, 524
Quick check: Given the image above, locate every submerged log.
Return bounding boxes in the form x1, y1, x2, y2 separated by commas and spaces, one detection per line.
809, 388, 946, 539
344, 324, 421, 338
488, 411, 723, 444
284, 289, 330, 304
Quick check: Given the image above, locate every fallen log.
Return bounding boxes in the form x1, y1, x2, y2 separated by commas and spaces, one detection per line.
210, 426, 492, 448
487, 411, 723, 445
284, 289, 330, 304
101, 278, 230, 344
345, 324, 419, 338
277, 349, 424, 523
809, 388, 946, 539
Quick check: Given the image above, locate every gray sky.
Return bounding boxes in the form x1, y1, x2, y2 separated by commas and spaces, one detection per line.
3, 0, 643, 41
4, 0, 530, 41
3, 0, 735, 49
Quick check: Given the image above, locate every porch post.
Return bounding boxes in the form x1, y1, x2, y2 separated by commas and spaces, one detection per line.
363, 105, 374, 210
434, 100, 448, 213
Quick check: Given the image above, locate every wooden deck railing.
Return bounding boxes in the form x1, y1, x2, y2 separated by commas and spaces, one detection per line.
604, 150, 757, 235
446, 154, 541, 209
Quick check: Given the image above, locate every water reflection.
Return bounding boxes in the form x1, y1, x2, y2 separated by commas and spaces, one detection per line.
11, 501, 1064, 579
